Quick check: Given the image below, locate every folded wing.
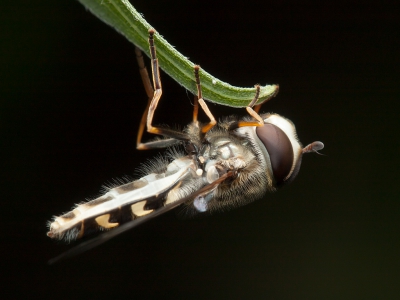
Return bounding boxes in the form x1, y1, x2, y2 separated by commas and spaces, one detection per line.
47, 156, 200, 242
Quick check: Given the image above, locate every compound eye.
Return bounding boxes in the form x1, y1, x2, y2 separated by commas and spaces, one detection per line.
256, 124, 294, 186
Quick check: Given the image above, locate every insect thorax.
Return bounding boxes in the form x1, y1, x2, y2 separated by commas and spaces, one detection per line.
183, 119, 276, 214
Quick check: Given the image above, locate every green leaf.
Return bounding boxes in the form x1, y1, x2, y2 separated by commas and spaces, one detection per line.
77, 0, 279, 107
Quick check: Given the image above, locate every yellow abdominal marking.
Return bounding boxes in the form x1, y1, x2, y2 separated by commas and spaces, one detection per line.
164, 181, 183, 205
95, 214, 119, 229
131, 202, 153, 217
77, 221, 85, 238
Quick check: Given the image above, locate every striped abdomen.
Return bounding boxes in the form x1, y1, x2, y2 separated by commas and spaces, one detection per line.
47, 157, 198, 242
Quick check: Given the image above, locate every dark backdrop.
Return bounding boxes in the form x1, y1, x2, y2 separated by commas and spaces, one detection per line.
2, 0, 399, 299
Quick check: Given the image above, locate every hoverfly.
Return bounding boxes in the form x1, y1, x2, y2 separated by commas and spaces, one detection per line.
47, 29, 324, 263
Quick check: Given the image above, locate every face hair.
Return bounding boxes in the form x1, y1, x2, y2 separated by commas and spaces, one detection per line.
47, 29, 324, 263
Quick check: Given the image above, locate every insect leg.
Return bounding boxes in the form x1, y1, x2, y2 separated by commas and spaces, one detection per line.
252, 84, 280, 114
194, 65, 217, 134
135, 46, 179, 149
253, 84, 280, 114
136, 29, 190, 150
239, 84, 266, 127
253, 103, 262, 114
192, 95, 199, 125
135, 46, 154, 148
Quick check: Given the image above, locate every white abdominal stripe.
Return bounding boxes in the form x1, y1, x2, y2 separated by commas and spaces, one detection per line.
47, 157, 195, 242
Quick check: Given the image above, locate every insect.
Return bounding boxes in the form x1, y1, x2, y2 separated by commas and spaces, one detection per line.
47, 29, 324, 263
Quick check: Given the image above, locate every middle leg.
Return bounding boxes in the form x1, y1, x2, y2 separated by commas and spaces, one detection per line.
193, 65, 217, 134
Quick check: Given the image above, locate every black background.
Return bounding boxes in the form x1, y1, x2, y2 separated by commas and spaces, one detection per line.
2, 0, 399, 299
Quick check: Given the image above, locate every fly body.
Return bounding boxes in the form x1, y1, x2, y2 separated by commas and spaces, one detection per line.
47, 29, 324, 263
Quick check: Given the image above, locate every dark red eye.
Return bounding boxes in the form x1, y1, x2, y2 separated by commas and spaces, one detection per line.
256, 124, 294, 186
